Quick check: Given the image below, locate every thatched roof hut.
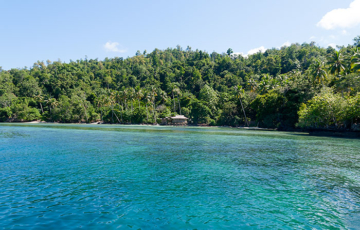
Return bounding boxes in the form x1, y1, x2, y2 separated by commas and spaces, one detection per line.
161, 115, 188, 125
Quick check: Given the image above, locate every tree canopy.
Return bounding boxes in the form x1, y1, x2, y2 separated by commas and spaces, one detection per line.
1, 36, 360, 131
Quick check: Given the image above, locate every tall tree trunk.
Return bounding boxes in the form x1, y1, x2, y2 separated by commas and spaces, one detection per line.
239, 98, 249, 127
146, 104, 149, 121
39, 103, 44, 114
49, 106, 52, 121
82, 101, 88, 123
178, 96, 181, 115
120, 102, 123, 123
172, 92, 175, 113
112, 106, 121, 123
111, 106, 114, 123
153, 102, 156, 123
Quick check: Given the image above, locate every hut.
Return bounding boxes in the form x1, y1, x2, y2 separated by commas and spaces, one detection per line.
161, 115, 188, 125
170, 115, 188, 125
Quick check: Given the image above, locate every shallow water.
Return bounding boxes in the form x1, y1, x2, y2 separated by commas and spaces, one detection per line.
0, 124, 360, 229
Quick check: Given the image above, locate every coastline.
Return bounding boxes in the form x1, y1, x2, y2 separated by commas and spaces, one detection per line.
2, 121, 359, 138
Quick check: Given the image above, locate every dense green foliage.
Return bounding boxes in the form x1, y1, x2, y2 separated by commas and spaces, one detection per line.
297, 88, 360, 130
1, 38, 360, 130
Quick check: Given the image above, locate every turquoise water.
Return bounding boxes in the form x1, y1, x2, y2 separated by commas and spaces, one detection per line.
0, 124, 360, 229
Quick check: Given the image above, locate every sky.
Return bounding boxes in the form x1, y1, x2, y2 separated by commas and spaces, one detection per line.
1, 0, 360, 70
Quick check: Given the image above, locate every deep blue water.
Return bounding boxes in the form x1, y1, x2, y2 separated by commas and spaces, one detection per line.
0, 124, 360, 229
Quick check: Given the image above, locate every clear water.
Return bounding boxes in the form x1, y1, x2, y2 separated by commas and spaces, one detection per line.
0, 124, 360, 229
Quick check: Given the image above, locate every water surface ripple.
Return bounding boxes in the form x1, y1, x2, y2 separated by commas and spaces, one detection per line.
0, 124, 360, 229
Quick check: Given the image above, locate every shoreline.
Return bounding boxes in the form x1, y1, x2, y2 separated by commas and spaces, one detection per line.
19, 121, 268, 130
2, 121, 359, 138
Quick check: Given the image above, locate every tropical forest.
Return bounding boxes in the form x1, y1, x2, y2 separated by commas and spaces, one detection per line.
1, 37, 360, 131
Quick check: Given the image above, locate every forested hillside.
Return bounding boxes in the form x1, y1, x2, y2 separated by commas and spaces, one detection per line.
1, 37, 360, 131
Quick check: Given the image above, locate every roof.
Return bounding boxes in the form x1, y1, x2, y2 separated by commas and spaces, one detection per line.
170, 115, 188, 120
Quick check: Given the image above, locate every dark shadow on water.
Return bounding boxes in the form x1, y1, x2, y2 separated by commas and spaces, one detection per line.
289, 132, 360, 140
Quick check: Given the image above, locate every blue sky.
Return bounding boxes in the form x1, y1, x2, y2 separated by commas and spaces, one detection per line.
1, 0, 360, 70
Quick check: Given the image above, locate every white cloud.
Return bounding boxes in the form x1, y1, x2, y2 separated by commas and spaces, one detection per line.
247, 46, 266, 56
310, 36, 316, 40
317, 0, 360, 30
104, 41, 127, 53
233, 46, 267, 58
342, 30, 348, 35
328, 43, 337, 48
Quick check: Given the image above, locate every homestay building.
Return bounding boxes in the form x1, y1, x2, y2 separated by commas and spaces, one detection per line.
161, 115, 188, 125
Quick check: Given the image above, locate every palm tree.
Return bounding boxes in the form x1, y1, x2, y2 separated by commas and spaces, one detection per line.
234, 85, 249, 127
128, 88, 135, 112
44, 95, 51, 111
158, 89, 168, 104
46, 98, 58, 121
169, 82, 179, 113
109, 91, 121, 123
143, 90, 151, 121
96, 95, 108, 123
34, 94, 44, 114
258, 75, 272, 94
79, 92, 88, 122
270, 77, 280, 90
44, 96, 57, 114
123, 89, 129, 111
173, 88, 182, 115
50, 98, 58, 110
351, 48, 360, 73
247, 79, 258, 93
149, 86, 157, 123
310, 60, 327, 85
327, 50, 345, 76
115, 91, 123, 123
95, 97, 103, 122
135, 86, 143, 110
